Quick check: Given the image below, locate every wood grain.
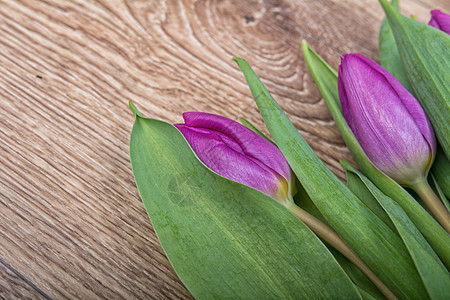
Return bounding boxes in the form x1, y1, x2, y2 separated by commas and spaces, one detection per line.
0, 0, 447, 298
0, 257, 49, 299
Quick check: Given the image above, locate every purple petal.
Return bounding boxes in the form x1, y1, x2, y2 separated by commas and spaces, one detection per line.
175, 123, 284, 197
338, 59, 355, 134
339, 54, 434, 183
351, 54, 436, 152
181, 112, 291, 181
429, 10, 450, 35
428, 15, 440, 29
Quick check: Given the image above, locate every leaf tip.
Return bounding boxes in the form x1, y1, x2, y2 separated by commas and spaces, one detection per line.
301, 40, 311, 56
232, 57, 248, 70
340, 160, 357, 172
378, 0, 397, 18
129, 101, 142, 118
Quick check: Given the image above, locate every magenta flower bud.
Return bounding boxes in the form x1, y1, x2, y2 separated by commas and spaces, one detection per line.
428, 10, 450, 34
175, 112, 292, 202
338, 53, 436, 186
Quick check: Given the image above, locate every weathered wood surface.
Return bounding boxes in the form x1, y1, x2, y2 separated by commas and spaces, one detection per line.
0, 0, 447, 298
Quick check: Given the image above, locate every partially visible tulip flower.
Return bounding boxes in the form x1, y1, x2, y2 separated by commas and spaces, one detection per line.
338, 53, 436, 186
428, 9, 450, 34
338, 53, 450, 233
175, 112, 293, 203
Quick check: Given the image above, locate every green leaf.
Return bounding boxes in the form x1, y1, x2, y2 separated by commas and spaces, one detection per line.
431, 174, 450, 211
293, 179, 328, 225
379, 0, 450, 159
301, 41, 450, 269
234, 57, 427, 299
129, 105, 362, 299
329, 248, 385, 300
378, 0, 412, 91
431, 146, 450, 201
343, 162, 450, 300
357, 287, 379, 300
345, 164, 396, 232
390, 0, 399, 10
379, 23, 412, 92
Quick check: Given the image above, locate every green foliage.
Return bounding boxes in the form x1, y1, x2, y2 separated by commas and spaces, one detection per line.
343, 162, 450, 299
378, 0, 412, 91
431, 146, 450, 201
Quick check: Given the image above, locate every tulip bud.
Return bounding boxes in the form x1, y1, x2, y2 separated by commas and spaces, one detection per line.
338, 53, 436, 186
175, 112, 293, 203
428, 10, 450, 34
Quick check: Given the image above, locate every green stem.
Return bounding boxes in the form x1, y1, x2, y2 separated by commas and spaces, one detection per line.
286, 202, 397, 300
411, 179, 450, 233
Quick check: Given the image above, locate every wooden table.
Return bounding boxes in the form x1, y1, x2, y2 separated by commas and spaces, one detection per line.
0, 0, 447, 298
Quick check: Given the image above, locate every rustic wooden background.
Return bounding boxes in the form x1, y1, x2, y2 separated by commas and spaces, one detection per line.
0, 0, 447, 298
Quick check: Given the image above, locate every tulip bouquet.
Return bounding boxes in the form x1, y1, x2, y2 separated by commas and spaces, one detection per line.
129, 1, 449, 299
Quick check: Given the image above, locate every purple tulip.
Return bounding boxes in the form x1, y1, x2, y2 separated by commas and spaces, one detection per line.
338, 53, 436, 186
175, 112, 292, 202
428, 10, 450, 34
